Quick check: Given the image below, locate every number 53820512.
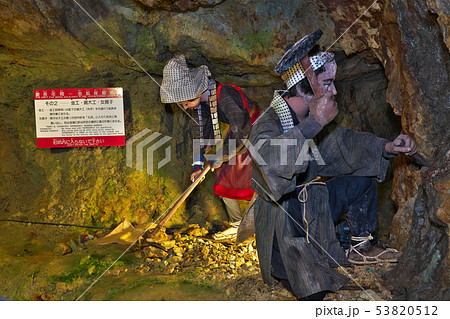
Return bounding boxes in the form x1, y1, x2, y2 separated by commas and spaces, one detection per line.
375, 305, 437, 316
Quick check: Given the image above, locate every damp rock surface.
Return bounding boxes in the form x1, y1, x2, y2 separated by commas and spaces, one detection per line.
0, 0, 448, 301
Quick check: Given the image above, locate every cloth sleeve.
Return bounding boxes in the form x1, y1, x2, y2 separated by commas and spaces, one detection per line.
316, 124, 390, 182
297, 116, 323, 139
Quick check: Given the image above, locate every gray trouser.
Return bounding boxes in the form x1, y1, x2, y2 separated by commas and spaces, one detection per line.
220, 196, 243, 227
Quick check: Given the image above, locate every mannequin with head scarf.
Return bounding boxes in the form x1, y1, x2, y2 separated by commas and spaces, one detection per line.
160, 55, 260, 241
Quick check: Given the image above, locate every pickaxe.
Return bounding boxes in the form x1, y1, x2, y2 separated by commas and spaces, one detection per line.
148, 164, 211, 238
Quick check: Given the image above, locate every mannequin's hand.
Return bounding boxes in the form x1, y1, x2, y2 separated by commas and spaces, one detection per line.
385, 134, 418, 156
190, 169, 203, 182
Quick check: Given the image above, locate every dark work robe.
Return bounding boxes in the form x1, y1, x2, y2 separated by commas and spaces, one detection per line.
250, 106, 389, 299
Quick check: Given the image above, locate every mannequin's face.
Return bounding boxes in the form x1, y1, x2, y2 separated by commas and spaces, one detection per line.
180, 96, 201, 110
303, 60, 338, 103
289, 61, 338, 120
180, 90, 209, 110
317, 60, 337, 95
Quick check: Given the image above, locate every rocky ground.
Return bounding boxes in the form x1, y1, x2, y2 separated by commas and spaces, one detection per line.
0, 221, 396, 301
90, 223, 396, 301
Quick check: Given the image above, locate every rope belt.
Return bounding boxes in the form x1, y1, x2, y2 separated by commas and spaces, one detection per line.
296, 176, 326, 243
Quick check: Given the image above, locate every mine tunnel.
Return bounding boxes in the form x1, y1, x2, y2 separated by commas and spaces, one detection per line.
0, 0, 448, 303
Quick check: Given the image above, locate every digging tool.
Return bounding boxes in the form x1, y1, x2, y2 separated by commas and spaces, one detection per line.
148, 164, 211, 238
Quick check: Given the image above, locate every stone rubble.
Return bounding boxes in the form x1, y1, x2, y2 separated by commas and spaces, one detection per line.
131, 224, 296, 299
134, 224, 261, 279
129, 224, 394, 301
48, 224, 396, 300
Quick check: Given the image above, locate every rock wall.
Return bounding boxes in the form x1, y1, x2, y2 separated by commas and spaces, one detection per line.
0, 0, 340, 227
319, 0, 449, 300
0, 0, 448, 299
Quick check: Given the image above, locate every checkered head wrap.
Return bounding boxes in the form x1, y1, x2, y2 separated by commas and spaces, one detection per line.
160, 55, 211, 103
280, 51, 335, 90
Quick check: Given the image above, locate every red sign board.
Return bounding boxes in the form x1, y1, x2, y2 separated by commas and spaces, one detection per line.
34, 88, 125, 148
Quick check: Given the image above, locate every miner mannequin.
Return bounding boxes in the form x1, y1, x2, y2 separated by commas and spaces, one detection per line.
249, 33, 417, 300
160, 55, 259, 241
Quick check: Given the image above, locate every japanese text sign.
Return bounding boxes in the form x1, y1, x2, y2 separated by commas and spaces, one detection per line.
34, 88, 125, 148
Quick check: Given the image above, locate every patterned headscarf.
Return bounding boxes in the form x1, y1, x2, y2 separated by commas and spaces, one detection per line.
160, 55, 211, 103
272, 35, 335, 131
280, 51, 334, 90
